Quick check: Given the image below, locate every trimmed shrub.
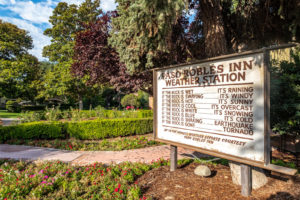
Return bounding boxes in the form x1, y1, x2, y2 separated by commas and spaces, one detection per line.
67, 118, 153, 139
6, 100, 21, 113
0, 118, 153, 142
0, 122, 65, 142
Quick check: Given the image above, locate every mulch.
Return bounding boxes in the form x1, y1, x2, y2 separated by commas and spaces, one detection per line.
137, 162, 300, 200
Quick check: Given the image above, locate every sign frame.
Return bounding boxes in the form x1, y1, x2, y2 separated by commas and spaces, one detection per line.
153, 48, 275, 168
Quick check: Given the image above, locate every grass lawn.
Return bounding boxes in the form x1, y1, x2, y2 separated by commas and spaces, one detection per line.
0, 110, 22, 118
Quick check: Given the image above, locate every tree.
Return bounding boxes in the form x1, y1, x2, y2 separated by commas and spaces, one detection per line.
109, 0, 190, 73
72, 13, 153, 94
0, 20, 41, 101
41, 0, 101, 109
110, 0, 300, 74
0, 19, 33, 60
121, 94, 140, 108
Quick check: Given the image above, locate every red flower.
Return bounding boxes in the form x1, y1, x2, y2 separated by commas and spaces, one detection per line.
69, 145, 73, 149
119, 189, 123, 194
114, 188, 119, 192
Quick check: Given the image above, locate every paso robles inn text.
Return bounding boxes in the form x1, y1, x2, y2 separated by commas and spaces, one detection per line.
155, 53, 266, 162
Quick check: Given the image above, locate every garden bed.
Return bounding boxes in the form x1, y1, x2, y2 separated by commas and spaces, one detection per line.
0, 159, 299, 200
0, 159, 168, 200
4, 134, 162, 151
137, 162, 300, 200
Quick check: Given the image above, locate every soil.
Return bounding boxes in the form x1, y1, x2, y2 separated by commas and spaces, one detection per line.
272, 148, 299, 167
137, 162, 300, 200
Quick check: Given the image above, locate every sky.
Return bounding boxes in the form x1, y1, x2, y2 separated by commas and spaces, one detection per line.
0, 0, 117, 60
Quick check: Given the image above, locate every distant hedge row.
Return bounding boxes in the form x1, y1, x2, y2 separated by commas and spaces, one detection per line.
0, 118, 153, 142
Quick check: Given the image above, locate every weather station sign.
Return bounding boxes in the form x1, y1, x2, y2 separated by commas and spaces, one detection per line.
153, 51, 270, 164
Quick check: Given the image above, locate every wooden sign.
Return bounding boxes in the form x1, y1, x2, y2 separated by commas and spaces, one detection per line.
153, 50, 270, 166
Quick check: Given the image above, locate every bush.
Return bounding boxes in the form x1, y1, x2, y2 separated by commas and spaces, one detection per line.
271, 47, 300, 135
121, 94, 140, 109
0, 118, 153, 142
20, 111, 44, 123
67, 118, 153, 139
6, 100, 21, 113
20, 105, 46, 111
137, 90, 149, 109
0, 122, 65, 142
19, 108, 153, 123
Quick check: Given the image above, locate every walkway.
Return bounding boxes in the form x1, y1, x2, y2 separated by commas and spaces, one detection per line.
0, 118, 20, 126
0, 144, 203, 165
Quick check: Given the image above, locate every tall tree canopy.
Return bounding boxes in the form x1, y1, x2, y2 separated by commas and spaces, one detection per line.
72, 13, 151, 93
0, 19, 33, 60
110, 0, 300, 73
109, 0, 189, 73
73, 0, 299, 96
0, 20, 40, 100
41, 0, 101, 107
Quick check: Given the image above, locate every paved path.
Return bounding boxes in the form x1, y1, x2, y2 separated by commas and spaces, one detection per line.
0, 118, 20, 126
0, 144, 204, 165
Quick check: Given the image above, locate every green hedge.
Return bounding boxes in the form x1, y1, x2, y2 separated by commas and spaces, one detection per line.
0, 118, 153, 142
78, 110, 153, 119
67, 118, 153, 139
0, 122, 65, 142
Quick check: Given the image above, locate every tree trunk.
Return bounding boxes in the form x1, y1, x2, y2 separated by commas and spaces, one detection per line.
79, 96, 83, 110
200, 0, 227, 58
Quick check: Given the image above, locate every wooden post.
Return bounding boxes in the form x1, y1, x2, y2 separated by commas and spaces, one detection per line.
241, 164, 252, 197
170, 145, 177, 172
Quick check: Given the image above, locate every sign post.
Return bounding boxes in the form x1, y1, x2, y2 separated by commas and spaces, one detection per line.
241, 164, 252, 196
170, 145, 177, 172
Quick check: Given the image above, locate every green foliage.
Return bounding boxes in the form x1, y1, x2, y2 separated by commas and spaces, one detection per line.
0, 118, 153, 142
40, 0, 101, 105
20, 111, 43, 123
0, 19, 33, 59
0, 159, 168, 199
137, 90, 149, 109
121, 94, 140, 108
67, 118, 153, 139
5, 100, 21, 113
20, 108, 153, 122
0, 110, 22, 118
271, 48, 300, 135
44, 106, 62, 121
109, 0, 187, 72
271, 159, 297, 169
0, 122, 65, 142
5, 135, 160, 151
0, 20, 41, 100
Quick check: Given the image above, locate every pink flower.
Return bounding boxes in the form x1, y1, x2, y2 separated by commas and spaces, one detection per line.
44, 175, 48, 179
39, 170, 44, 174
41, 181, 47, 184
